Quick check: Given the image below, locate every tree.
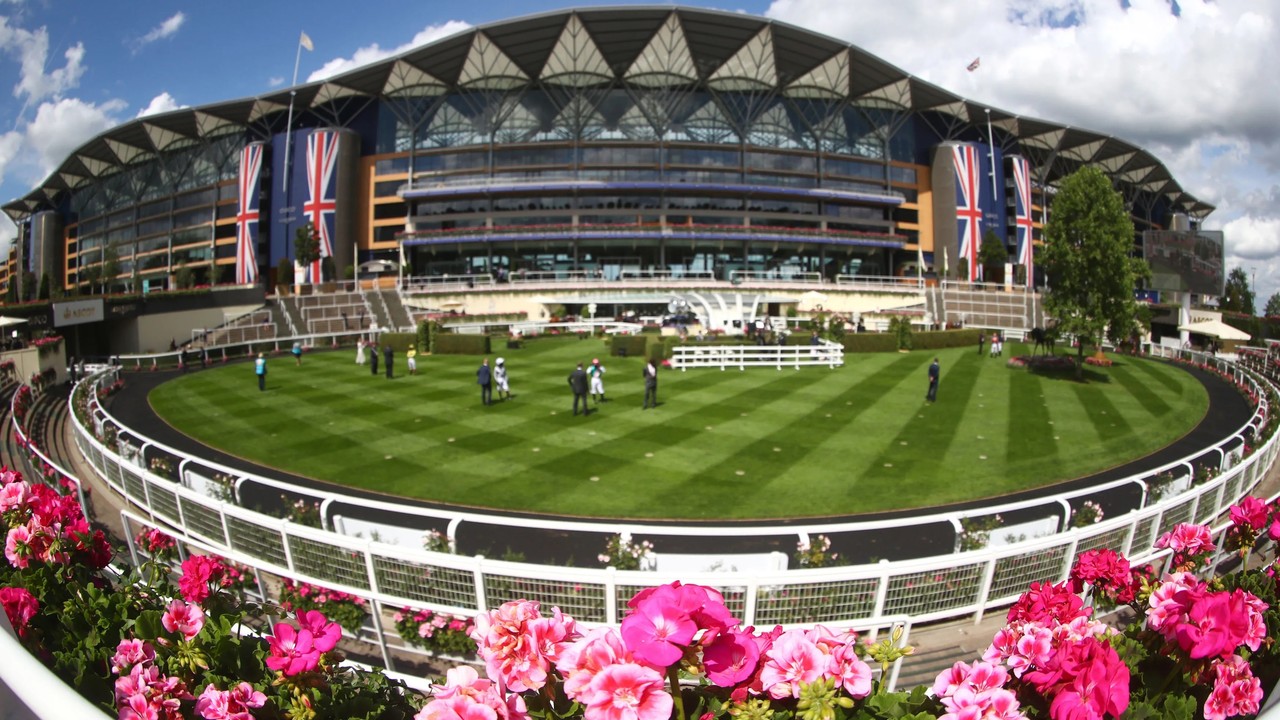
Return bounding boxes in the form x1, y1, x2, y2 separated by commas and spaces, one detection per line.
174, 264, 195, 290
1220, 267, 1255, 316
1040, 166, 1148, 379
978, 229, 1008, 284
37, 273, 50, 301
294, 223, 320, 285
1264, 292, 1280, 318
100, 243, 121, 294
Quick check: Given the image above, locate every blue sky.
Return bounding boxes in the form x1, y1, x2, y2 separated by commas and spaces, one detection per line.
2, 0, 1279, 303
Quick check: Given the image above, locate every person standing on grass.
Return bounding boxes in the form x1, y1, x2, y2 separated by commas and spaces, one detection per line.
477, 358, 493, 406
292, 340, 303, 366
642, 358, 659, 409
977, 332, 985, 356
588, 357, 606, 403
255, 353, 267, 391
568, 362, 590, 416
926, 357, 939, 403
494, 357, 511, 400
407, 346, 417, 375
356, 339, 366, 365
370, 345, 379, 375
384, 346, 394, 379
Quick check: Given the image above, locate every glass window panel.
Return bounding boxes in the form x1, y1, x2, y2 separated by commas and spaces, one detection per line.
376, 156, 411, 174
139, 200, 169, 219
889, 166, 917, 184
174, 188, 217, 210
173, 208, 211, 229
667, 147, 739, 169
137, 217, 172, 236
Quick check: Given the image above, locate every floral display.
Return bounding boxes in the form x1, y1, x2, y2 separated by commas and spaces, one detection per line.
599, 532, 655, 570
394, 607, 475, 657
1069, 500, 1104, 528
278, 578, 368, 635
794, 533, 843, 568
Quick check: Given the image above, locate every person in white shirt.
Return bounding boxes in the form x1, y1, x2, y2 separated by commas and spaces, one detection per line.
587, 357, 606, 403
494, 357, 511, 400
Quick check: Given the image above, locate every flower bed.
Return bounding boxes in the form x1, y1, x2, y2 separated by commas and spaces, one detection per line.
5, 456, 1280, 720
394, 607, 475, 657
1007, 354, 1077, 373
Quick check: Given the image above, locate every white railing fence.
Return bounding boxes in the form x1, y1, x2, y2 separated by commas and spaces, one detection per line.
68, 347, 1273, 628
671, 340, 844, 370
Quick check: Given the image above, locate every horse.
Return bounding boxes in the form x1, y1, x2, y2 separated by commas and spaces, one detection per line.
1031, 326, 1056, 356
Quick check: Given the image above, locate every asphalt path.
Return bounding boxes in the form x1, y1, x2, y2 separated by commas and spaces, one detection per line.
108, 358, 1251, 565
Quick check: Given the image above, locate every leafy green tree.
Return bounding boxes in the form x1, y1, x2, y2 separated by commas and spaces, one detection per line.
978, 229, 1008, 283
1264, 292, 1280, 318
1220, 267, 1255, 316
1041, 166, 1148, 379
37, 273, 50, 301
294, 223, 320, 283
100, 243, 120, 293
174, 264, 195, 289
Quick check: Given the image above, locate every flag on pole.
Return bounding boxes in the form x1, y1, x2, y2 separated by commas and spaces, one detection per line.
299, 31, 314, 52
967, 57, 980, 72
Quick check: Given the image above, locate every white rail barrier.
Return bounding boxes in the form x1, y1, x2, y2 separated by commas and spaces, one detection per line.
671, 340, 844, 370
65, 347, 1273, 630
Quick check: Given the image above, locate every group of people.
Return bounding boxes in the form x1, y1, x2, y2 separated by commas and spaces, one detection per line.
355, 339, 401, 378
563, 357, 659, 415
977, 331, 1004, 357
474, 357, 512, 406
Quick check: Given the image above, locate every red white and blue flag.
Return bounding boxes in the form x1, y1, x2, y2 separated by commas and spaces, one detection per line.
1011, 155, 1035, 288
953, 144, 983, 282
301, 129, 339, 283
234, 143, 264, 285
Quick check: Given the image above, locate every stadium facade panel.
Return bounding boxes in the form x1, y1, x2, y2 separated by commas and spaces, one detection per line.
1, 7, 1212, 298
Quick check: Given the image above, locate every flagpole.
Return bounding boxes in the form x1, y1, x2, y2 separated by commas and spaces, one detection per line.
984, 108, 999, 226
282, 35, 306, 197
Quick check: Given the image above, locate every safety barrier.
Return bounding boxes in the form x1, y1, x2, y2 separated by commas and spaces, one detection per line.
670, 340, 843, 370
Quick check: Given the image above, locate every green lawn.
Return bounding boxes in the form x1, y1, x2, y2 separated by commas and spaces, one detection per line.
148, 338, 1208, 520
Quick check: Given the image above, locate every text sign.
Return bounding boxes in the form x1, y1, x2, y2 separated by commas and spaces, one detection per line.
52, 298, 104, 328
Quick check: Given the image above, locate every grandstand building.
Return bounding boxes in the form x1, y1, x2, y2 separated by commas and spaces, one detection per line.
2, 6, 1213, 300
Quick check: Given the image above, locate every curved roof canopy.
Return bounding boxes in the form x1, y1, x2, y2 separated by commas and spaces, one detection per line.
2, 5, 1214, 223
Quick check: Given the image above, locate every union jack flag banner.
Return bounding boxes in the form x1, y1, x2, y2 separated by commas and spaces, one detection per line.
952, 144, 983, 282
1010, 155, 1035, 288
302, 129, 339, 283
234, 143, 264, 284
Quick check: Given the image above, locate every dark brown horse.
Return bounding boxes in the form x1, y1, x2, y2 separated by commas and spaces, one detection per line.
1030, 325, 1057, 356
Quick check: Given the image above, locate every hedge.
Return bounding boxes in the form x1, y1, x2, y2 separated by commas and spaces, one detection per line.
610, 335, 649, 358
375, 333, 419, 353
911, 328, 984, 350
433, 333, 492, 355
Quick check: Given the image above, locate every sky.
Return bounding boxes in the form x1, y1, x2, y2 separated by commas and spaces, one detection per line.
0, 0, 1277, 305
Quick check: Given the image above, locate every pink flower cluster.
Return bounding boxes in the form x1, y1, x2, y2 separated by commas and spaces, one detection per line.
932, 661, 1023, 720
0, 586, 38, 637
396, 607, 473, 640
194, 682, 267, 720
161, 599, 206, 642
178, 554, 252, 604
1204, 655, 1264, 720
1225, 495, 1280, 554
134, 527, 176, 554
280, 578, 367, 609
2, 466, 111, 571
1068, 549, 1137, 605
417, 665, 527, 720
442, 582, 874, 720
111, 638, 193, 720
981, 580, 1128, 720
265, 609, 342, 676
1145, 572, 1266, 660
1155, 523, 1215, 571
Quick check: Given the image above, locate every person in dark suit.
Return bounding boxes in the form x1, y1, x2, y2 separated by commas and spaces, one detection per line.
370, 346, 379, 375
384, 346, 394, 378
477, 358, 492, 406
568, 362, 590, 416
643, 359, 659, 409
926, 357, 940, 403
977, 332, 985, 356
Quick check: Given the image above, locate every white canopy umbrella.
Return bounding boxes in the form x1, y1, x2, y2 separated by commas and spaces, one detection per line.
0, 316, 28, 328
1176, 319, 1251, 341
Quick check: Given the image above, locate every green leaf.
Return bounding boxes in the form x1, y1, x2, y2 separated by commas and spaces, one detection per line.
135, 609, 164, 640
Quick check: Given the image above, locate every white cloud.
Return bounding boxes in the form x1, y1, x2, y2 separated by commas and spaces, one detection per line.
306, 20, 471, 82
0, 17, 86, 104
135, 91, 183, 118
268, 76, 285, 88
136, 12, 185, 49
25, 96, 126, 175
0, 129, 22, 185
767, 0, 1280, 302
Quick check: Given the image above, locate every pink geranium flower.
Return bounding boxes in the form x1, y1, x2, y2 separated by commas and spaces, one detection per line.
558, 627, 631, 699
179, 555, 224, 604
266, 622, 323, 676
4, 524, 33, 568
0, 586, 38, 636
1174, 589, 1266, 660
1229, 496, 1269, 531
111, 638, 156, 675
418, 666, 527, 720
296, 609, 342, 653
759, 629, 825, 699
703, 627, 760, 688
0, 480, 26, 512
161, 599, 205, 641
195, 681, 267, 720
1204, 655, 1263, 720
620, 587, 698, 668
471, 600, 578, 692
578, 662, 672, 720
